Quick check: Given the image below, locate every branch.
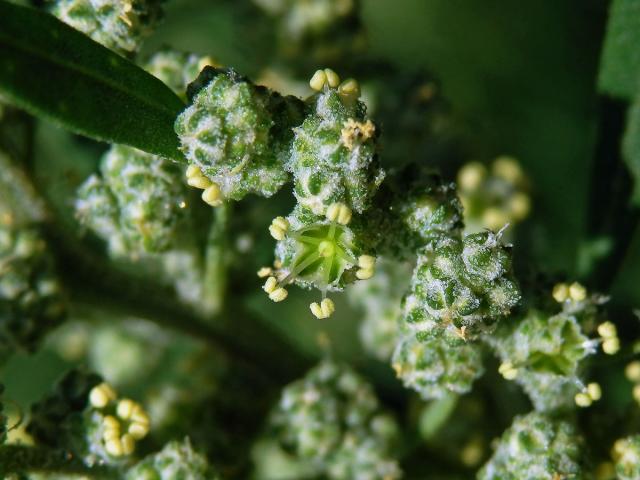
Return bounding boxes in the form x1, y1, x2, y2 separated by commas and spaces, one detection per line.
0, 445, 117, 478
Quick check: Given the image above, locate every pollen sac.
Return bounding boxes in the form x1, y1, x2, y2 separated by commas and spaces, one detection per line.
76, 144, 187, 256
0, 224, 65, 364
269, 360, 401, 479
487, 309, 597, 412
273, 207, 366, 292
403, 231, 520, 343
287, 75, 384, 216
50, 0, 163, 55
175, 67, 304, 202
391, 330, 484, 400
478, 412, 585, 480
125, 438, 220, 479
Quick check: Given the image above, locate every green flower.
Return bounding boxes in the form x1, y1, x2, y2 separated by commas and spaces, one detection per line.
614, 435, 640, 480
144, 50, 212, 99
288, 70, 384, 216
478, 412, 585, 480
76, 144, 187, 256
392, 330, 484, 400
126, 438, 219, 480
175, 67, 303, 203
0, 223, 65, 364
488, 309, 598, 412
403, 230, 520, 342
269, 360, 401, 479
50, 0, 163, 54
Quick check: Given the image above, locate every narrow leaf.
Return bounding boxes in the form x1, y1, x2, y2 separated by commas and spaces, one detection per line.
0, 1, 185, 161
599, 0, 640, 100
623, 92, 640, 205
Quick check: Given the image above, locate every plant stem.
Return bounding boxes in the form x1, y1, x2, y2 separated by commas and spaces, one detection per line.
202, 203, 230, 317
0, 445, 117, 478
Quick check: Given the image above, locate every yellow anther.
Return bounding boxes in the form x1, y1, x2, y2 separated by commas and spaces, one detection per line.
186, 165, 201, 178
552, 283, 569, 303
257, 267, 273, 278
598, 321, 617, 339
356, 254, 375, 280
89, 382, 117, 409
310, 298, 335, 319
324, 69, 341, 88
587, 382, 602, 401
310, 70, 327, 91
498, 361, 518, 380
603, 338, 620, 355
509, 192, 531, 220
201, 183, 222, 206
338, 78, 360, 101
120, 433, 136, 455
128, 422, 149, 440
187, 173, 212, 189
269, 216, 289, 240
457, 162, 486, 192
269, 287, 288, 302
482, 207, 508, 231
105, 438, 124, 457
326, 202, 352, 225
568, 282, 587, 302
574, 392, 592, 407
130, 407, 149, 426
103, 428, 120, 442
633, 384, 640, 404
263, 276, 287, 302
102, 415, 120, 432
116, 399, 136, 420
625, 361, 640, 383
613, 439, 628, 459
492, 156, 523, 183
273, 259, 283, 269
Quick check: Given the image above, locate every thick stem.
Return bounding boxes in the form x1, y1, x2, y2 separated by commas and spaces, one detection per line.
0, 445, 117, 478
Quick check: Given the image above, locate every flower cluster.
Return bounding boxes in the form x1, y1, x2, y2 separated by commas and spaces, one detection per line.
125, 438, 219, 480
75, 144, 188, 256
145, 50, 218, 100
268, 360, 401, 480
27, 371, 150, 464
49, 0, 163, 54
0, 222, 65, 364
456, 156, 530, 233
613, 435, 640, 480
478, 412, 585, 480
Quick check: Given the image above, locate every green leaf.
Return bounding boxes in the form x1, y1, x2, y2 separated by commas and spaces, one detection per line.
598, 0, 640, 99
0, 1, 185, 161
623, 91, 640, 204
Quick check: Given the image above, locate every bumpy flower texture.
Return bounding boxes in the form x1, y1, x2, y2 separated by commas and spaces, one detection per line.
76, 144, 187, 256
0, 223, 65, 364
478, 412, 585, 480
175, 67, 304, 205
50, 0, 163, 54
403, 230, 520, 343
270, 360, 401, 480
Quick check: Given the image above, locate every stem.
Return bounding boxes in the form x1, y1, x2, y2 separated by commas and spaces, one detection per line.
0, 445, 117, 478
202, 203, 229, 317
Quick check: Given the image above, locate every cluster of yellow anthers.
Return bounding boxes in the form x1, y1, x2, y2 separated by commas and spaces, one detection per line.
88, 383, 150, 458
625, 361, 640, 405
598, 321, 621, 355
457, 156, 530, 232
260, 202, 376, 319
309, 68, 361, 103
340, 118, 375, 151
552, 281, 587, 303
574, 382, 602, 408
612, 438, 639, 468
185, 165, 222, 207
